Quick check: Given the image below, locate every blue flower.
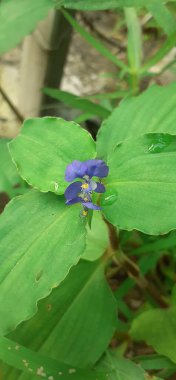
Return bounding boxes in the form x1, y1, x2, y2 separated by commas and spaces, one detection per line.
64, 159, 109, 214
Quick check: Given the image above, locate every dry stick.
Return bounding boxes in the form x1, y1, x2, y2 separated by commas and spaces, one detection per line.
104, 217, 169, 308
0, 86, 24, 123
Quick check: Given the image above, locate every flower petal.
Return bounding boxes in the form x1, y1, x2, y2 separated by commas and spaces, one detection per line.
66, 197, 83, 205
65, 161, 87, 182
85, 159, 109, 178
89, 179, 97, 191
64, 181, 82, 200
82, 201, 101, 210
94, 182, 105, 193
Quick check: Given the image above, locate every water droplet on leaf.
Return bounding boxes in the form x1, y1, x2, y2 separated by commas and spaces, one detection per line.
101, 189, 118, 206
147, 134, 173, 154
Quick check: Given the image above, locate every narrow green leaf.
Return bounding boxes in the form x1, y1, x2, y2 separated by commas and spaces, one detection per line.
43, 88, 110, 119
131, 306, 176, 364
62, 10, 129, 71
9, 117, 96, 195
97, 83, 176, 159
85, 90, 131, 100
147, 3, 176, 36
134, 354, 176, 371
102, 133, 176, 234
59, 0, 164, 11
6, 260, 117, 370
0, 191, 86, 335
0, 0, 53, 55
74, 113, 94, 123
141, 32, 176, 73
0, 337, 108, 380
125, 7, 143, 73
132, 231, 176, 255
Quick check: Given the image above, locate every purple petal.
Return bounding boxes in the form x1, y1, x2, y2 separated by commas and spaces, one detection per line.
82, 201, 101, 210
85, 159, 109, 178
94, 182, 105, 193
66, 197, 83, 205
65, 161, 87, 182
64, 181, 82, 200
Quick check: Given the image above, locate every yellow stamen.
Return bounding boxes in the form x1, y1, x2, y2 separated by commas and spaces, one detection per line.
82, 210, 88, 217
81, 183, 89, 190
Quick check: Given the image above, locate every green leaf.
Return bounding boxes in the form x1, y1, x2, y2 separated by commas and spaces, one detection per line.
134, 354, 176, 371
132, 231, 176, 255
131, 306, 176, 364
0, 0, 53, 55
0, 190, 86, 336
62, 10, 128, 71
9, 117, 96, 195
97, 83, 176, 159
60, 0, 164, 11
0, 139, 21, 198
141, 32, 176, 74
147, 3, 176, 36
43, 88, 110, 119
125, 7, 142, 73
101, 133, 176, 234
0, 336, 108, 380
115, 249, 163, 296
98, 351, 151, 380
6, 260, 117, 372
83, 212, 109, 261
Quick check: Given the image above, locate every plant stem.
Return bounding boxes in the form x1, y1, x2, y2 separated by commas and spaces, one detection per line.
104, 218, 169, 308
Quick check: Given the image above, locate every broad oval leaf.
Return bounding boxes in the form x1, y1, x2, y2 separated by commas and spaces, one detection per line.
131, 306, 176, 365
0, 0, 53, 55
6, 260, 117, 372
101, 133, 176, 234
97, 83, 176, 159
9, 117, 96, 195
0, 190, 86, 335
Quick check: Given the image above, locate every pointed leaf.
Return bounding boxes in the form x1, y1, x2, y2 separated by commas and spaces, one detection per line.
147, 3, 176, 36
62, 10, 128, 71
97, 83, 176, 159
101, 133, 176, 234
0, 190, 86, 335
9, 117, 96, 195
43, 88, 110, 119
